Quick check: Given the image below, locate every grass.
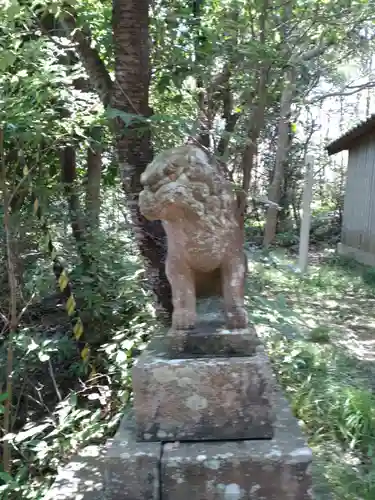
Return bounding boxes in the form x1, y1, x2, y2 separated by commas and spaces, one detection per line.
245, 248, 375, 499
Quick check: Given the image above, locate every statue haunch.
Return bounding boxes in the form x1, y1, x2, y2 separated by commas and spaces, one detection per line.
138, 145, 248, 331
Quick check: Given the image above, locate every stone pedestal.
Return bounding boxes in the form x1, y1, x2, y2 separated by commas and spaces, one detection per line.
104, 411, 161, 500
165, 320, 262, 357
128, 320, 313, 498
132, 334, 276, 442
47, 398, 313, 500
46, 320, 314, 499
162, 392, 313, 500
101, 392, 312, 500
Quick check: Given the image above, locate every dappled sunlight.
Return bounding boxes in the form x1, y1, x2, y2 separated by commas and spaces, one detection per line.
247, 250, 375, 365
46, 446, 105, 500
245, 250, 375, 499
336, 336, 375, 362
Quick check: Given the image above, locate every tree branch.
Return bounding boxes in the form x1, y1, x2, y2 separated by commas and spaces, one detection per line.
289, 39, 335, 65
306, 81, 375, 104
59, 10, 112, 107
216, 112, 240, 158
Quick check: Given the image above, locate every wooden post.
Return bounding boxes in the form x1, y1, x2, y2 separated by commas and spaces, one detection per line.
298, 155, 314, 273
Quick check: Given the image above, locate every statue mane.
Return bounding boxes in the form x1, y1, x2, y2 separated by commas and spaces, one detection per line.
139, 145, 237, 227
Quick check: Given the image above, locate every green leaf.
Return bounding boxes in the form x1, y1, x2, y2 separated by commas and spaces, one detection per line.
38, 352, 50, 362
157, 74, 171, 93
0, 393, 8, 403
14, 423, 51, 443
5, 0, 21, 20
116, 350, 127, 364
105, 108, 145, 126
17, 69, 28, 78
171, 94, 183, 104
0, 472, 13, 484
0, 51, 17, 71
27, 339, 39, 353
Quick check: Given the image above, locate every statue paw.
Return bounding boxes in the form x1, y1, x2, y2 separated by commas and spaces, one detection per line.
172, 310, 196, 331
225, 306, 248, 330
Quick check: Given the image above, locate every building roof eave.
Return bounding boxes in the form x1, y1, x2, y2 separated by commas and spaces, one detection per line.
326, 114, 375, 156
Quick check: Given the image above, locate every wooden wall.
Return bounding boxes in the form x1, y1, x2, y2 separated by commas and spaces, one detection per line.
341, 134, 375, 258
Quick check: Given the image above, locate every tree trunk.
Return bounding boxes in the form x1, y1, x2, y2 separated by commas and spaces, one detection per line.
192, 0, 211, 148
85, 126, 103, 231
60, 145, 92, 270
263, 66, 296, 246
276, 121, 295, 233
263, 0, 297, 247
237, 67, 268, 226
237, 0, 269, 224
112, 0, 172, 321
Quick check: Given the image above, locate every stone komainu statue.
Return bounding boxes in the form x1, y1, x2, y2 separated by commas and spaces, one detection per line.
138, 145, 248, 331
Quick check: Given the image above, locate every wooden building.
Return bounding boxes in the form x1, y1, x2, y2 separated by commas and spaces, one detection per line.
327, 114, 375, 266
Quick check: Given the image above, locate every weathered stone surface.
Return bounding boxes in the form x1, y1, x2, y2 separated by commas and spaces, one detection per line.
161, 392, 313, 500
166, 322, 261, 357
165, 298, 261, 357
45, 445, 105, 500
104, 410, 161, 500
132, 336, 276, 441
138, 144, 248, 330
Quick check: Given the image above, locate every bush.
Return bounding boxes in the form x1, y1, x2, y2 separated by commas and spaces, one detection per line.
0, 190, 157, 499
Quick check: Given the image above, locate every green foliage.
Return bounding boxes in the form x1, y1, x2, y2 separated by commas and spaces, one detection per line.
246, 251, 375, 498
274, 230, 299, 247
245, 207, 341, 249
0, 187, 157, 498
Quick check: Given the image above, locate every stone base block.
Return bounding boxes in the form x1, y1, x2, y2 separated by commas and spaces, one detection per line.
165, 298, 261, 357
132, 336, 276, 442
166, 322, 262, 357
104, 411, 161, 500
46, 396, 315, 500
162, 392, 313, 500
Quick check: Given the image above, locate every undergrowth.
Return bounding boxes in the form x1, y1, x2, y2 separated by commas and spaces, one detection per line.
3, 212, 375, 500
247, 250, 375, 499
0, 193, 157, 499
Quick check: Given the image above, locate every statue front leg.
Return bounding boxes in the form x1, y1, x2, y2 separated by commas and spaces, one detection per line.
221, 251, 248, 329
166, 257, 196, 330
